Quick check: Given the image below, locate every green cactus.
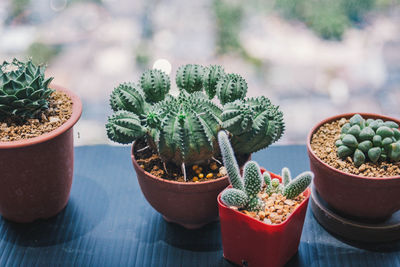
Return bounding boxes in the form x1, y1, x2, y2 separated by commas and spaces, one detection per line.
140, 69, 170, 103
336, 114, 400, 167
216, 73, 247, 105
265, 168, 313, 199
218, 131, 312, 211
106, 63, 285, 181
0, 58, 54, 121
176, 64, 205, 93
203, 65, 225, 99
221, 96, 285, 154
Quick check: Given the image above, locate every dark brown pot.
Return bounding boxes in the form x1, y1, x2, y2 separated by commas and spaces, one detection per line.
131, 143, 249, 229
306, 113, 400, 220
0, 85, 82, 223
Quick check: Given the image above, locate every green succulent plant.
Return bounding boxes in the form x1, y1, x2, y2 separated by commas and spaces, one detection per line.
0, 58, 54, 121
221, 96, 285, 154
106, 63, 285, 181
336, 114, 400, 167
219, 131, 312, 211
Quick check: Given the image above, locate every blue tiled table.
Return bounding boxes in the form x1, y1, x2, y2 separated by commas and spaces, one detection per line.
0, 145, 399, 266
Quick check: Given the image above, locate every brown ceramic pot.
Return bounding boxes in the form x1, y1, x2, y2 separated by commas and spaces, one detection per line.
131, 143, 249, 229
0, 85, 82, 223
307, 113, 400, 220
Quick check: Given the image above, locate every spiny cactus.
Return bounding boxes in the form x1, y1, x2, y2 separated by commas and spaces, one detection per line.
219, 131, 312, 211
176, 64, 205, 93
221, 96, 285, 154
203, 65, 225, 99
140, 69, 170, 103
0, 58, 54, 121
336, 114, 400, 167
216, 73, 247, 105
107, 63, 285, 181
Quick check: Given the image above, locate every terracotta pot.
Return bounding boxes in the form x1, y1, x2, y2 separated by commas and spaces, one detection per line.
218, 169, 310, 267
131, 143, 250, 229
0, 85, 82, 223
307, 113, 400, 220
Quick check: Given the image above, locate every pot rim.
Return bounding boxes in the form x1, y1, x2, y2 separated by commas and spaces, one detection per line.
0, 85, 82, 149
306, 112, 400, 180
131, 142, 231, 187
217, 170, 311, 227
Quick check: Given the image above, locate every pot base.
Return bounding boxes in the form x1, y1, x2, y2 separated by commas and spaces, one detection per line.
162, 215, 217, 229
311, 185, 400, 243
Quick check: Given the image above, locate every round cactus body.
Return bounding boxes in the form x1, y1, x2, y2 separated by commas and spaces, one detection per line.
110, 82, 146, 115
176, 64, 205, 93
203, 65, 225, 99
221, 188, 248, 208
216, 73, 247, 105
0, 58, 54, 121
140, 69, 170, 103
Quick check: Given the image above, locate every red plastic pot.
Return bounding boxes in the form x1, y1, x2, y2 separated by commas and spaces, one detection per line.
0, 85, 82, 223
218, 169, 310, 267
131, 143, 250, 229
307, 113, 400, 220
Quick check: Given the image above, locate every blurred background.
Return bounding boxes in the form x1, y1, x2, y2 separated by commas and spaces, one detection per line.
1, 0, 399, 146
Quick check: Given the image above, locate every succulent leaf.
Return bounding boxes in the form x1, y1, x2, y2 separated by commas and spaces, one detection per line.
353, 149, 365, 167
368, 147, 381, 163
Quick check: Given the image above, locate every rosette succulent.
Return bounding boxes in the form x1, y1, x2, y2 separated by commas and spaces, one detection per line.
106, 63, 285, 180
0, 58, 54, 121
336, 114, 400, 167
218, 131, 313, 211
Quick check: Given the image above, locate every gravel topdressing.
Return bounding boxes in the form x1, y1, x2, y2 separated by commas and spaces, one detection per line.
0, 91, 73, 142
311, 118, 400, 178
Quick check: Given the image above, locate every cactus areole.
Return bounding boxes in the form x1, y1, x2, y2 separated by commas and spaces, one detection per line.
106, 64, 285, 181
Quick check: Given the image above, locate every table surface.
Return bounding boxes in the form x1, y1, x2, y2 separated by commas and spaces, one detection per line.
0, 145, 399, 267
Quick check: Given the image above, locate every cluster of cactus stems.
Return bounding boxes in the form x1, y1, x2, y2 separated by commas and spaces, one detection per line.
106, 64, 285, 181
218, 131, 313, 211
0, 58, 54, 121
336, 114, 400, 167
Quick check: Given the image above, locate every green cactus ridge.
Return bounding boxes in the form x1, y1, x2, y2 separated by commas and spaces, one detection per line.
243, 161, 263, 198
221, 96, 285, 154
216, 73, 247, 105
283, 172, 313, 199
140, 69, 170, 103
203, 65, 225, 99
221, 188, 248, 208
218, 131, 244, 191
337, 114, 400, 166
176, 64, 204, 93
110, 82, 146, 114
0, 58, 54, 121
106, 111, 146, 144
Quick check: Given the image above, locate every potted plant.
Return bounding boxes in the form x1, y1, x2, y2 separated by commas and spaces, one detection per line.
0, 58, 82, 223
217, 131, 313, 267
307, 113, 400, 223
105, 63, 285, 229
